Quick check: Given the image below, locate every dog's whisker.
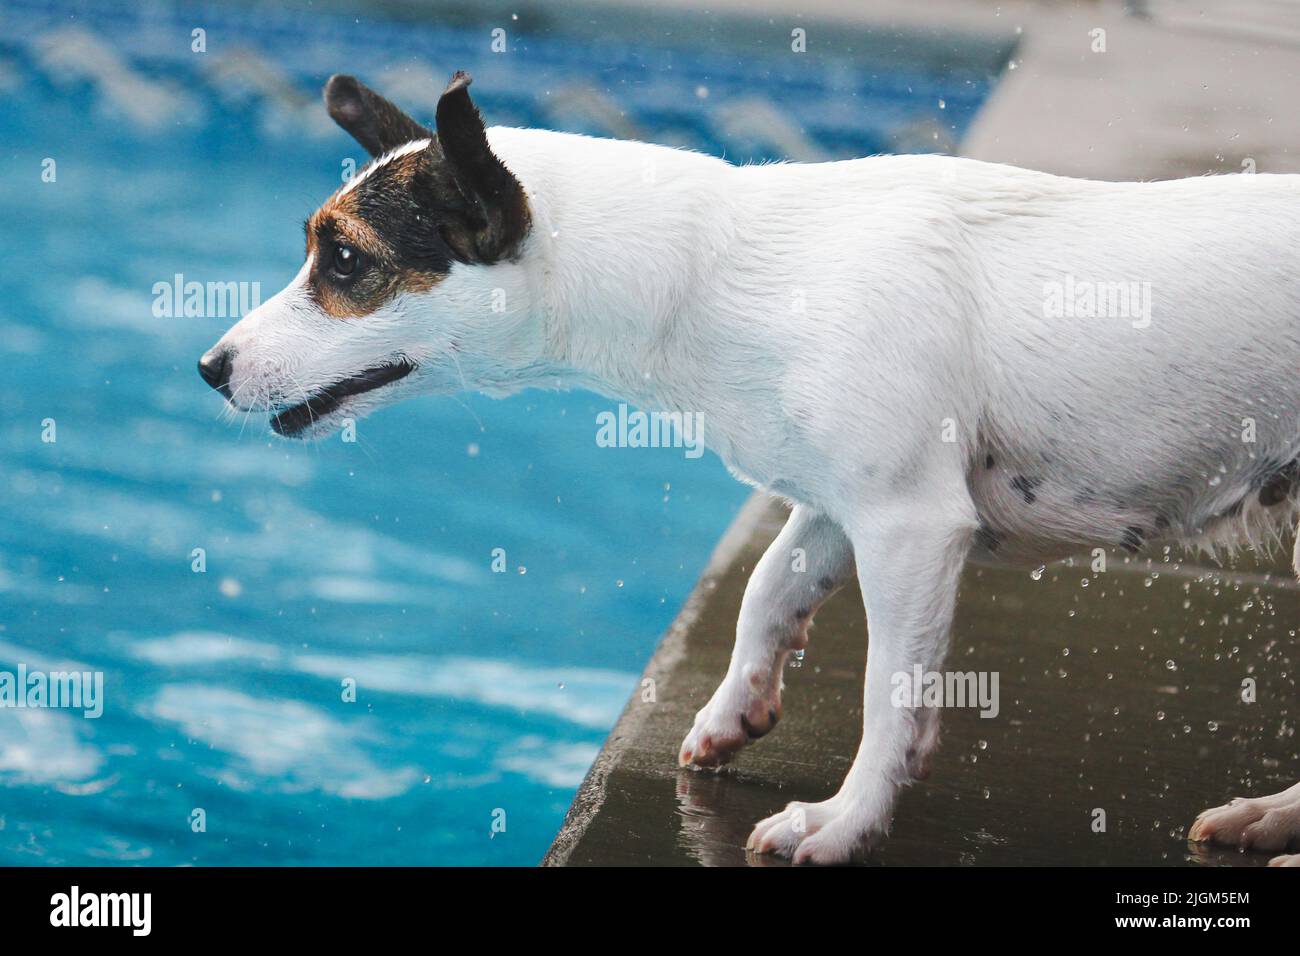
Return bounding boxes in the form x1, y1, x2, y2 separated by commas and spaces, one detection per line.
349, 429, 381, 467
447, 351, 485, 434
281, 371, 326, 460
223, 379, 258, 438
216, 379, 250, 423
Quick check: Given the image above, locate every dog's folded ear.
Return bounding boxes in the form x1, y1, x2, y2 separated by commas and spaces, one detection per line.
324, 74, 432, 157
433, 71, 530, 264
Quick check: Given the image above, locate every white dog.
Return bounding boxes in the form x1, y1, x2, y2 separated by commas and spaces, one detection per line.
200, 72, 1300, 865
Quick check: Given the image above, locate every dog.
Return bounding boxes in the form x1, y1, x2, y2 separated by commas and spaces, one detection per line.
200, 71, 1300, 866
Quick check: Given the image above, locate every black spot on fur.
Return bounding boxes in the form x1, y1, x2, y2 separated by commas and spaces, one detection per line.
1120, 526, 1144, 554
818, 576, 835, 591
794, 607, 811, 621
1258, 460, 1299, 507
974, 524, 1000, 552
1010, 475, 1040, 505
1154, 512, 1170, 530
985, 454, 995, 469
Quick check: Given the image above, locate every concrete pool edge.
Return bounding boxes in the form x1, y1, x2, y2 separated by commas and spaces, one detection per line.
540, 491, 774, 866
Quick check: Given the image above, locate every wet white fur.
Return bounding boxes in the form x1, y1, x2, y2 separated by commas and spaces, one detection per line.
210, 128, 1300, 863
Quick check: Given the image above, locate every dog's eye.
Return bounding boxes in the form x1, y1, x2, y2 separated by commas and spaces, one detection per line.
331, 244, 359, 277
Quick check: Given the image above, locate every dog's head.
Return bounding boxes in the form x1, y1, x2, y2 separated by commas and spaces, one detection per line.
198, 72, 537, 438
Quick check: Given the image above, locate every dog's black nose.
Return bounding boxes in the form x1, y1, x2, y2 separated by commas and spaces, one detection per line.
198, 347, 233, 395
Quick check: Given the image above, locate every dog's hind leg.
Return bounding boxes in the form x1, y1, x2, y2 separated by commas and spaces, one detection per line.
679, 505, 854, 769
749, 489, 976, 863
1190, 780, 1300, 864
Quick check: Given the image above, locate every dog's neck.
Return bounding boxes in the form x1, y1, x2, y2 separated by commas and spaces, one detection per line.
490, 127, 742, 414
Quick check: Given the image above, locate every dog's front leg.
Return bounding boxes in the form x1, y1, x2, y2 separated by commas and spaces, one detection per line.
679, 504, 854, 768
748, 497, 974, 863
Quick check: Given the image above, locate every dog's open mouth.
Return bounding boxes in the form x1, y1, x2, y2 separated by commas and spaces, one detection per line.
271, 359, 415, 436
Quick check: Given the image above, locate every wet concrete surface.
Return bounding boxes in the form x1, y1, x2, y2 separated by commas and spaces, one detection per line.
546, 496, 1299, 866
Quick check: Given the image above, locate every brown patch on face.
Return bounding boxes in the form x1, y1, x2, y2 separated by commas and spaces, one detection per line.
303, 148, 455, 319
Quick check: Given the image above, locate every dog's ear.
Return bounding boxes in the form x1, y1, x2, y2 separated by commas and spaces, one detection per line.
324, 74, 431, 157
433, 71, 530, 263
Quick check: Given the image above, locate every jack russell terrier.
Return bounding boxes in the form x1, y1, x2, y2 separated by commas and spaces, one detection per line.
199, 72, 1300, 866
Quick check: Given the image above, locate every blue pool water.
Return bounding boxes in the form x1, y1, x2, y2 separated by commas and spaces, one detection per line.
0, 0, 1005, 864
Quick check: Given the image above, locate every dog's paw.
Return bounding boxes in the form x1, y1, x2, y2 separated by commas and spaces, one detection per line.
746, 797, 884, 864
1189, 783, 1300, 853
678, 666, 782, 769
1269, 853, 1300, 867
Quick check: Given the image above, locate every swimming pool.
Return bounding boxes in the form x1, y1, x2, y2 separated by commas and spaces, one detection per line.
0, 0, 1007, 864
